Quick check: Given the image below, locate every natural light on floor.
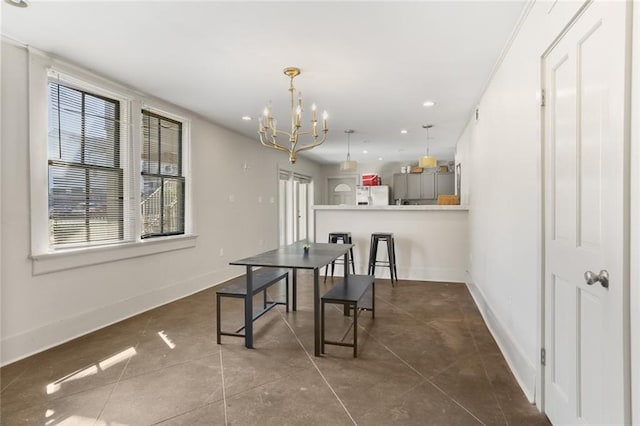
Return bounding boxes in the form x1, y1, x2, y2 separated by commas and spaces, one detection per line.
45, 347, 137, 395
157, 330, 176, 349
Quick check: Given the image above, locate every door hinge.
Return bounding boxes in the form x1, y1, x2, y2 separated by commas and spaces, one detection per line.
541, 89, 546, 108
541, 348, 546, 366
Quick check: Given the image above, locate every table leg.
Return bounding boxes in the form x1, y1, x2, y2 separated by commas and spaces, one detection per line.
245, 266, 254, 349
292, 268, 297, 312
343, 251, 350, 316
314, 267, 321, 356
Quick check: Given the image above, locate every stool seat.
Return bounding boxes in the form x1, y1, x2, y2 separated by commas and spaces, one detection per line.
324, 232, 356, 282
368, 233, 398, 286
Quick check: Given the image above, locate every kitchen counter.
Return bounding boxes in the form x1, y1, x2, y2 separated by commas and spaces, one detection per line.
314, 205, 468, 282
313, 204, 468, 211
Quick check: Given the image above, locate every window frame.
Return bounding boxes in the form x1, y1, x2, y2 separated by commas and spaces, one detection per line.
140, 108, 186, 239
28, 50, 195, 275
47, 81, 125, 248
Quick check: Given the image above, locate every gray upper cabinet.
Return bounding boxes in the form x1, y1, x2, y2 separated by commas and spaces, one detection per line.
437, 172, 455, 195
407, 174, 422, 199
392, 173, 407, 199
421, 173, 436, 200
393, 171, 454, 201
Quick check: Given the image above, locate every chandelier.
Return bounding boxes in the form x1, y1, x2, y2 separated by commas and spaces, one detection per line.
419, 124, 437, 168
340, 129, 357, 171
258, 67, 328, 164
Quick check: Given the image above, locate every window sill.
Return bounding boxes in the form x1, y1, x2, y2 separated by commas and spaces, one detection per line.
30, 234, 198, 276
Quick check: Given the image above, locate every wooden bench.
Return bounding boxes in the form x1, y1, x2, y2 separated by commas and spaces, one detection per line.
216, 268, 289, 344
321, 274, 375, 357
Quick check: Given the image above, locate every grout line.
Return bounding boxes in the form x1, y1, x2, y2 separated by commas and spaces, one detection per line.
460, 310, 509, 426
93, 351, 135, 426
357, 325, 487, 426
218, 346, 229, 426
277, 310, 358, 426
93, 316, 153, 426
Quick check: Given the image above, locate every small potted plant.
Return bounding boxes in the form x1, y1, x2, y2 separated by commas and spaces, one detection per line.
303, 243, 310, 255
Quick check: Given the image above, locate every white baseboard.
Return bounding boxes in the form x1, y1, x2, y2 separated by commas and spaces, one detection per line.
0, 266, 240, 366
466, 278, 537, 403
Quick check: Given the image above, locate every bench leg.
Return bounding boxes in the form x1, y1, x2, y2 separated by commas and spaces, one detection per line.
353, 301, 358, 358
321, 300, 325, 354
245, 266, 254, 349
216, 294, 222, 344
372, 281, 376, 319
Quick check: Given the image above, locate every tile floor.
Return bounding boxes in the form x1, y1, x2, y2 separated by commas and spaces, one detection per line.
1, 272, 551, 425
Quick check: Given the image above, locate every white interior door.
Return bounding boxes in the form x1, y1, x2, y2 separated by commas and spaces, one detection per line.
328, 177, 356, 205
543, 1, 628, 424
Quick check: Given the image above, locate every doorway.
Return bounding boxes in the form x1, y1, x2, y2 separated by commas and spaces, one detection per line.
327, 176, 357, 205
541, 1, 630, 423
279, 170, 313, 246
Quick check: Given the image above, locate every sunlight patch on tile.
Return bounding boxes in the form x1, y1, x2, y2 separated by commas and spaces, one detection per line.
46, 347, 137, 394
158, 330, 176, 349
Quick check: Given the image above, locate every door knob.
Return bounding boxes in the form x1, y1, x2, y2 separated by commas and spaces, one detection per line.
584, 270, 609, 288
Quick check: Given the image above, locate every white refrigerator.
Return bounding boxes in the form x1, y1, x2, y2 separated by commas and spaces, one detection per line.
356, 185, 390, 205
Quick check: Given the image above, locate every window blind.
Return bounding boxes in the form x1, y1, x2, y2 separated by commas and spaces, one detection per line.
141, 110, 185, 238
47, 81, 124, 247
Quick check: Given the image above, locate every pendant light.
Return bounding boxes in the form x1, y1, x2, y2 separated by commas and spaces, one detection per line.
419, 124, 437, 168
340, 129, 357, 171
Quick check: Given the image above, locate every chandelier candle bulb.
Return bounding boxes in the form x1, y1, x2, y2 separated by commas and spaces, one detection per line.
322, 111, 328, 130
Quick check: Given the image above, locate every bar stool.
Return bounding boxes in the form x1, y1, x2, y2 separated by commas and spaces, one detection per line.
368, 233, 398, 286
324, 232, 356, 282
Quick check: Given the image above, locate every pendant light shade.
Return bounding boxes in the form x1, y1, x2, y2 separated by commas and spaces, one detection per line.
340, 129, 358, 171
340, 160, 358, 171
419, 155, 437, 168
419, 124, 437, 168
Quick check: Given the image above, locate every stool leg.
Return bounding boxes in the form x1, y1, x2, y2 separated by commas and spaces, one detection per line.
392, 238, 398, 284
368, 234, 374, 275
349, 247, 356, 274
386, 239, 395, 285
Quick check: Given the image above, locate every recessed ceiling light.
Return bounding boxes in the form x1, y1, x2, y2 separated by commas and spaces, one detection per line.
423, 100, 436, 107
4, 0, 28, 7
400, 130, 408, 134
363, 150, 368, 154
378, 157, 383, 161
241, 116, 252, 121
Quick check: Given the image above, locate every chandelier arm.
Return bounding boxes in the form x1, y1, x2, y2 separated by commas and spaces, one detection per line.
258, 133, 292, 153
291, 133, 328, 154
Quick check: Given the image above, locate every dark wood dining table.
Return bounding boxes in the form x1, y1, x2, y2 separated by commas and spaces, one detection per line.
229, 241, 353, 356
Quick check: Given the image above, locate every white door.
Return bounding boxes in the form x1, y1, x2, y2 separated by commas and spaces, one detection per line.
543, 1, 629, 424
328, 177, 356, 205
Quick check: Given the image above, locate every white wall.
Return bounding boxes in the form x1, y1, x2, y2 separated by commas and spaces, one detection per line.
454, 0, 608, 402
0, 40, 323, 365
631, 2, 640, 422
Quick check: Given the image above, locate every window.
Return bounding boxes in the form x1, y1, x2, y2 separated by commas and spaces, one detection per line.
33, 61, 194, 273
140, 110, 185, 238
47, 82, 124, 247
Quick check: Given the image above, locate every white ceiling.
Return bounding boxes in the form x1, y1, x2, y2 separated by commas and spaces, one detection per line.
2, 0, 525, 165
